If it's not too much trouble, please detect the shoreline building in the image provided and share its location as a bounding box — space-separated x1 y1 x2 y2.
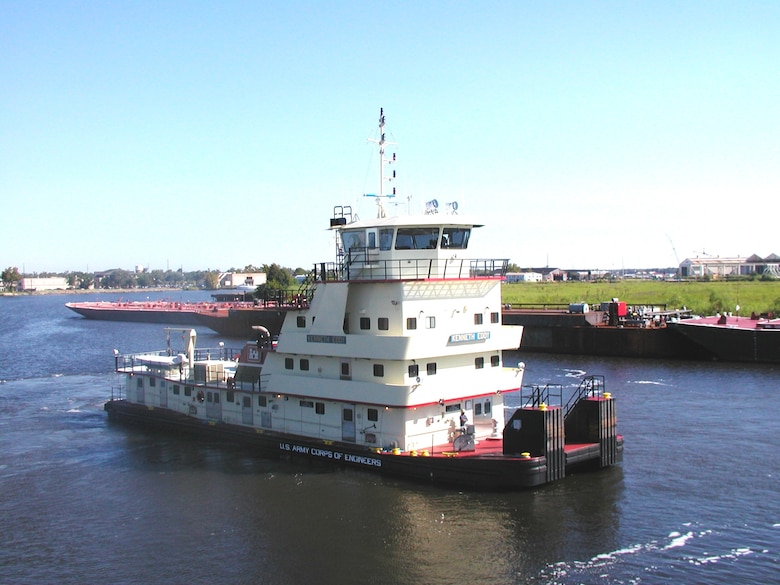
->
18 277 69 291
679 254 780 278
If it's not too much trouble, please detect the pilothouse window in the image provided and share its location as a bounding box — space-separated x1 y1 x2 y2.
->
442 227 471 249
379 229 393 250
395 228 440 250
342 230 365 251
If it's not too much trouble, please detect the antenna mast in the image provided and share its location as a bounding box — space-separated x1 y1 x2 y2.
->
366 107 396 218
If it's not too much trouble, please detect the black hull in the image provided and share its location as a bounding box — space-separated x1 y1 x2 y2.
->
668 322 780 364
503 311 715 360
104 400 620 491
66 306 203 326
194 308 292 338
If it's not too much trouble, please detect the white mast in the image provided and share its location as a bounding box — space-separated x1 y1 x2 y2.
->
367 107 396 218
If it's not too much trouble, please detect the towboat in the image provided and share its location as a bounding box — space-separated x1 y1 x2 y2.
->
105 109 621 489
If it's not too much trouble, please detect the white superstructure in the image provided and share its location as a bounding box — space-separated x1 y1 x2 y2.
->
116 109 525 455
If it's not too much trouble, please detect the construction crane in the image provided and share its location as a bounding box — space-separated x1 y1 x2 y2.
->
666 234 680 265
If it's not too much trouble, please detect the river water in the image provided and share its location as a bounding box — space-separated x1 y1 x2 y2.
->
1 291 778 584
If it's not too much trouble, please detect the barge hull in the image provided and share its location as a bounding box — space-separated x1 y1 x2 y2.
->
669 320 780 363
67 305 204 325
503 310 715 360
194 308 290 338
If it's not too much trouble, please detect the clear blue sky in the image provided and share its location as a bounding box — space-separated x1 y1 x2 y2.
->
3 1 778 274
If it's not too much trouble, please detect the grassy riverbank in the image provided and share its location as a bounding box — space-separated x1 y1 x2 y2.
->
502 279 780 317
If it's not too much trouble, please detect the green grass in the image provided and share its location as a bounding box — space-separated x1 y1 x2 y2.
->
501 279 780 317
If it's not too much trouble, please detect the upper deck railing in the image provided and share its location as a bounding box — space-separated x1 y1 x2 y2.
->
312 253 509 282
114 346 244 373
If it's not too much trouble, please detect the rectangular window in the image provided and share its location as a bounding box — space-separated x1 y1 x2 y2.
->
340 361 351 380
315 402 325 415
395 227 440 250
491 311 500 323
297 316 306 328
173 385 180 395
378 317 389 330
300 358 310 371
442 227 471 249
360 317 370 330
406 317 417 330
258 395 267 407
373 364 384 377
136 378 143 389
475 402 483 415
426 316 436 329
243 396 251 408
474 313 483 325
483 400 492 414
445 404 461 413
226 391 235 403
300 400 314 408
367 408 379 422
379 228 394 250
184 386 192 397
427 362 437 375
149 377 156 387
408 364 419 377
342 230 365 251
285 357 294 370
491 355 500 367
474 357 484 369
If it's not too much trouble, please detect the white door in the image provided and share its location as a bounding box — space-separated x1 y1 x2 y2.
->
342 405 356 442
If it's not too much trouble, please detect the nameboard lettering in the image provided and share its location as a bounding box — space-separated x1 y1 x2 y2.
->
448 331 490 344
307 335 347 344
279 441 382 468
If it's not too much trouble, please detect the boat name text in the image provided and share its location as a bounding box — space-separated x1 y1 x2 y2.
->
279 442 382 467
307 335 347 344
448 331 490 344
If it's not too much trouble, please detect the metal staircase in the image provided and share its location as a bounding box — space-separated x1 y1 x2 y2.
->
520 375 607 419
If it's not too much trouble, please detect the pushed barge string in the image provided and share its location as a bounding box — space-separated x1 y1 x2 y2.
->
105 109 622 489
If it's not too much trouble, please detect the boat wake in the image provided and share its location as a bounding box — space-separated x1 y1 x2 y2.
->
629 379 669 386
536 522 770 584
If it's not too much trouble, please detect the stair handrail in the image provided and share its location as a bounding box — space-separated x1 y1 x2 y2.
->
563 374 606 417
520 383 563 409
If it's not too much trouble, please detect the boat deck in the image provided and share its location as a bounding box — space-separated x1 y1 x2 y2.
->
403 435 606 463
677 315 780 330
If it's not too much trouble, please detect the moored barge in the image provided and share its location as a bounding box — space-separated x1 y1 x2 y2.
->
65 299 250 326
504 302 713 360
668 313 780 363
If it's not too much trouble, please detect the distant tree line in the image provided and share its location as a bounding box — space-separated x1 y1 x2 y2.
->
2 264 307 293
